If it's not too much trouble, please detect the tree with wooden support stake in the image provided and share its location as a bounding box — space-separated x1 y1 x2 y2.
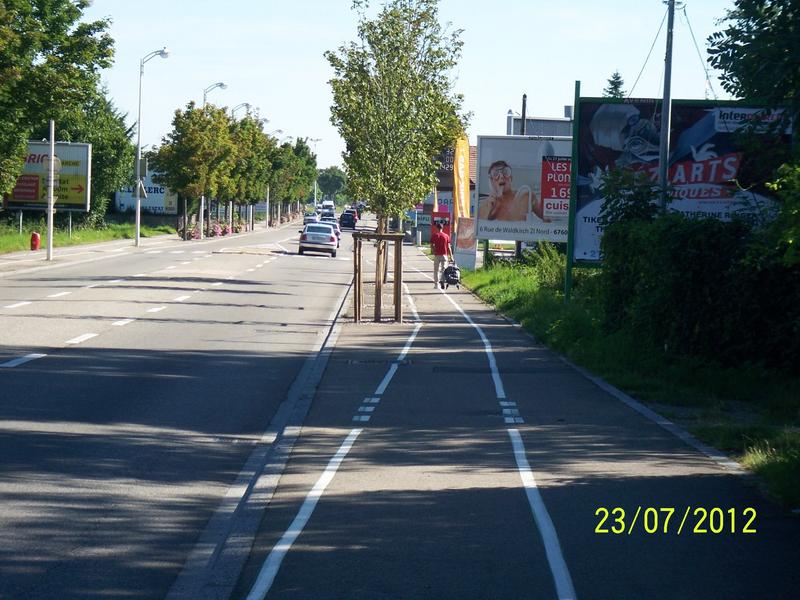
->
325 0 468 322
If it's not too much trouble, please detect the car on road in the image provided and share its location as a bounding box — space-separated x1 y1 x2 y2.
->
303 213 319 225
299 223 338 257
320 217 341 246
339 211 356 229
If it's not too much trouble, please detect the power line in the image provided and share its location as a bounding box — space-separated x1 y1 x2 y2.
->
627 6 669 98
681 5 718 100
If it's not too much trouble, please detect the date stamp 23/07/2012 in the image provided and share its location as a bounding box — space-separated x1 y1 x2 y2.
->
594 507 757 535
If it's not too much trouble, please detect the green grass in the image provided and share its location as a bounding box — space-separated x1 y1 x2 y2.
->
0 222 175 254
462 255 800 508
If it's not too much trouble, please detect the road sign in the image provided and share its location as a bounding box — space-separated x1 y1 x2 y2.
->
5 141 92 211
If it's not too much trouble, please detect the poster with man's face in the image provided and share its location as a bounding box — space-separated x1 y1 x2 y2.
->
476 135 573 243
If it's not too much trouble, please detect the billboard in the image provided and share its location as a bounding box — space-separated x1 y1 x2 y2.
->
572 99 792 262
114 172 178 215
6 141 91 211
476 135 572 243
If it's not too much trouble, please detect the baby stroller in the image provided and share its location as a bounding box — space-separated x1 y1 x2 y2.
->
441 262 461 290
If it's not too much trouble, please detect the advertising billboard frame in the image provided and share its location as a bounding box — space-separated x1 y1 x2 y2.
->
475 134 573 244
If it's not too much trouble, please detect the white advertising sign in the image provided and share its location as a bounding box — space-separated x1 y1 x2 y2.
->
115 172 177 215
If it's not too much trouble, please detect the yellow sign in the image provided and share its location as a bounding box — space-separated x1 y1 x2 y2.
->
453 134 470 228
8 141 92 211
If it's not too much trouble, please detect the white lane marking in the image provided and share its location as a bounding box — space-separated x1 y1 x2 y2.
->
246 429 363 600
133 273 146 278
181 262 191 265
358 406 375 412
275 243 289 253
165 265 176 270
396 322 422 363
146 250 163 254
374 363 398 396
84 283 99 289
500 401 517 407
352 415 370 422
170 250 185 254
112 319 135 327
65 333 98 345
402 282 420 321
502 408 520 416
363 397 380 404
173 295 191 302
47 292 71 298
247 268 255 272
4 301 31 309
147 306 166 313
0 353 47 368
211 282 223 286
109 279 123 284
508 429 576 600
436 280 506 399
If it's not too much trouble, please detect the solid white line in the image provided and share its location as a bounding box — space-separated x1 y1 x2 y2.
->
375 363 398 395
147 306 166 313
508 429 576 600
112 319 135 326
47 291 71 298
396 323 422 362
439 290 506 399
65 333 98 345
4 301 31 309
246 428 363 600
173 295 191 302
0 353 47 368
402 282 421 322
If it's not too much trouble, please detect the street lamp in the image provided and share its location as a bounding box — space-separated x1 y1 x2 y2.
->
203 81 227 106
135 46 169 248
231 102 250 118
268 129 283 137
309 137 321 204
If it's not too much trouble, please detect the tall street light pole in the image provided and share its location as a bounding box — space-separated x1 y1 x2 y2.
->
659 0 677 212
231 102 251 118
203 82 227 107
135 46 169 248
309 137 321 204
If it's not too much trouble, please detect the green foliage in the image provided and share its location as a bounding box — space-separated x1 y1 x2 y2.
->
708 0 800 126
221 113 276 204
768 162 800 265
0 0 113 194
317 166 347 199
151 103 237 200
603 70 625 98
600 214 800 372
325 0 468 231
30 89 135 227
598 168 663 226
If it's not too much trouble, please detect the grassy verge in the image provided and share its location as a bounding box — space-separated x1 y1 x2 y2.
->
0 222 176 255
462 254 800 508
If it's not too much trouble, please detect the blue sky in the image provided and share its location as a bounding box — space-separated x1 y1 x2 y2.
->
84 0 736 169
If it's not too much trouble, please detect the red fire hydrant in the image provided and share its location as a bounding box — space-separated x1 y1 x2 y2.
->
30 231 41 251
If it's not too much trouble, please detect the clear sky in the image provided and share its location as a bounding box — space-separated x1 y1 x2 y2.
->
83 0 736 170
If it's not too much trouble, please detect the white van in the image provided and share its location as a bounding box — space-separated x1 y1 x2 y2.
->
321 199 335 211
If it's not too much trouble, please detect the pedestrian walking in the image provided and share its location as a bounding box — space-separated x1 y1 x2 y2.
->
430 222 453 289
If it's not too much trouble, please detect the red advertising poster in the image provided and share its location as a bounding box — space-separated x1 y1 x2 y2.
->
540 156 571 221
11 174 39 201
431 210 451 238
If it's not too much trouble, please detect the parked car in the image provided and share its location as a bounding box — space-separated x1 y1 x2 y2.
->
299 223 338 257
339 211 356 229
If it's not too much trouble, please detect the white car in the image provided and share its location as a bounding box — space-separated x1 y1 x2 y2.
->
299 223 338 257
303 213 319 225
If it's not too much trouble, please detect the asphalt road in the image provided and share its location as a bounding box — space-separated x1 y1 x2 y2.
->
2 220 798 599
0 222 354 599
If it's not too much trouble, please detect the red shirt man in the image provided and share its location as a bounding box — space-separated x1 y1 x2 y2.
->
430 223 453 289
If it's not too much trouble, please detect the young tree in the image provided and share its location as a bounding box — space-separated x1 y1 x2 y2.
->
603 71 625 98
0 0 113 194
325 0 468 233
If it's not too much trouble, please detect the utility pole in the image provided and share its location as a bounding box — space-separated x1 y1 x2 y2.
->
658 0 676 212
516 94 527 259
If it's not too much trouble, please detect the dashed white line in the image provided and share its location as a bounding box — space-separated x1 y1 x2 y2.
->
109 279 123 284
47 292 71 298
65 333 98 345
358 406 375 413
0 353 47 368
4 301 31 309
212 282 223 287
112 319 135 326
147 306 166 313
133 273 146 278
173 295 191 302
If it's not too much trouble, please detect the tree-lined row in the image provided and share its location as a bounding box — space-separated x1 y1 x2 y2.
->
0 0 317 229
150 103 317 232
